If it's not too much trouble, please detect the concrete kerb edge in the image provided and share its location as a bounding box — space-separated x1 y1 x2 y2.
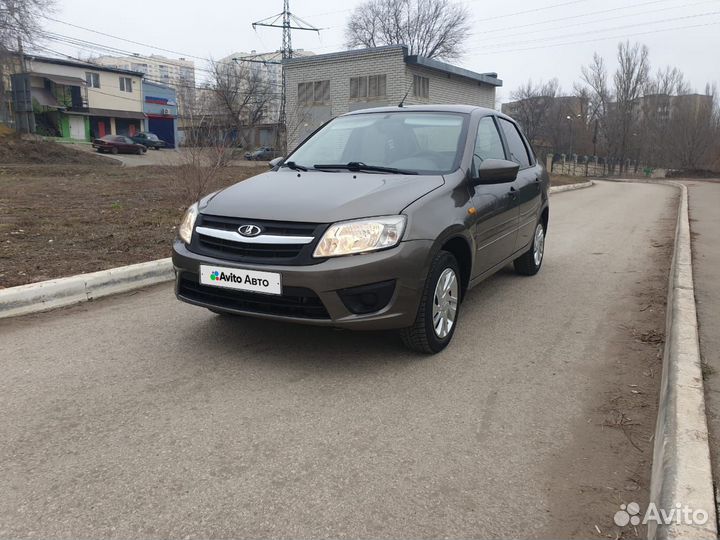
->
646 180 717 539
549 180 595 194
0 258 173 319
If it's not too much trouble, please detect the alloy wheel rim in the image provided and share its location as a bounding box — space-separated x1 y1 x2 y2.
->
432 268 459 339
533 223 545 266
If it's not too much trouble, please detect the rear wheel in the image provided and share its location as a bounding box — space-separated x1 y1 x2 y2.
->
514 221 545 276
400 250 461 354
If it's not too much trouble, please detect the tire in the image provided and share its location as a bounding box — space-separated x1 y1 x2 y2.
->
110 147 119 155
514 220 546 276
400 250 461 354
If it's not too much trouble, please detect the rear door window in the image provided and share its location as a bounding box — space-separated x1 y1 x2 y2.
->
498 118 531 169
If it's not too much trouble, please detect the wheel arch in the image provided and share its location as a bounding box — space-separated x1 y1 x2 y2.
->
437 233 473 298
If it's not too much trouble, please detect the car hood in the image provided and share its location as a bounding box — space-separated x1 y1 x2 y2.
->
200 170 444 223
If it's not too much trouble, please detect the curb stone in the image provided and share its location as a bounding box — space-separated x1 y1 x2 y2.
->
599 178 717 538
0 258 173 319
0 178 596 320
647 180 717 539
549 179 595 193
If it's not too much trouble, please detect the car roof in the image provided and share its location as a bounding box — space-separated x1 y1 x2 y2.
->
341 104 497 116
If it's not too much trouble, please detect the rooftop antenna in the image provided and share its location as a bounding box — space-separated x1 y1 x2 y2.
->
398 80 414 108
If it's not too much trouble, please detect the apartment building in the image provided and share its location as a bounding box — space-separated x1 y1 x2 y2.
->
94 54 195 92
283 45 502 151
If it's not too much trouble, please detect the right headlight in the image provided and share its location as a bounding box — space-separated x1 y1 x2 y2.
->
313 215 406 258
178 203 198 244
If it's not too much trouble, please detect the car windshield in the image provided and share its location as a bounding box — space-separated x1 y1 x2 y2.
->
287 112 468 175
145 134 159 141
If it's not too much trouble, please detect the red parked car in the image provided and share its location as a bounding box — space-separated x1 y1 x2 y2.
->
92 135 147 155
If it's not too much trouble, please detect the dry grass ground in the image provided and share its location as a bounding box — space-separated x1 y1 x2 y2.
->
0 157 266 288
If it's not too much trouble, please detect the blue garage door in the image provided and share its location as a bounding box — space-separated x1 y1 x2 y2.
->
148 117 175 148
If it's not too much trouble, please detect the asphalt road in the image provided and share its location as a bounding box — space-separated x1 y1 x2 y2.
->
73 144 268 168
0 181 678 539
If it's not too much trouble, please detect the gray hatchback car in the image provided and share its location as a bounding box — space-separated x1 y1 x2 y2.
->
173 105 549 353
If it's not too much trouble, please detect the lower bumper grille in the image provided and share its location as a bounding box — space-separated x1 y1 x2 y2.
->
177 274 330 320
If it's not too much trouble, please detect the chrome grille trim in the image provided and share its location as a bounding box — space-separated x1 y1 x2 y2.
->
195 226 314 245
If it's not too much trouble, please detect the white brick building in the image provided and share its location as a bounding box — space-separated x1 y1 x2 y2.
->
284 45 502 151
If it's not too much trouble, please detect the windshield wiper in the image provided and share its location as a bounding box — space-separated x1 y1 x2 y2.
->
281 161 308 171
313 162 418 175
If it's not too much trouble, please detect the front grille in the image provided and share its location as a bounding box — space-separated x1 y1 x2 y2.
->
189 214 327 265
178 274 330 320
198 236 303 260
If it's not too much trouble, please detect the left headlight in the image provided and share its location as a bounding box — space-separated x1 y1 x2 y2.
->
178 203 198 244
313 215 407 258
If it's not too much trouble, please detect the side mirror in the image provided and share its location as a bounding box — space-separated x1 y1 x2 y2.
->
269 156 284 169
472 159 519 185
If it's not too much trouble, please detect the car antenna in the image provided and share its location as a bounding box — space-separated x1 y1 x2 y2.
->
398 80 414 108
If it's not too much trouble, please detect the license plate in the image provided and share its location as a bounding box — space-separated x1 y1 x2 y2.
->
199 265 281 295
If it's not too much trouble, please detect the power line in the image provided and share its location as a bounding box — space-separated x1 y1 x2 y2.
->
465 19 720 56
465 9 720 53
252 0 320 132
26 44 285 98
42 16 206 62
475 0 703 38
470 0 592 22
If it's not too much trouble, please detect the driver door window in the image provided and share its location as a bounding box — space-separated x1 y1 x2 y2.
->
473 116 506 173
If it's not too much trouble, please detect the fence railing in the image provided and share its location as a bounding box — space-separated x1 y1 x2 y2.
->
545 153 656 178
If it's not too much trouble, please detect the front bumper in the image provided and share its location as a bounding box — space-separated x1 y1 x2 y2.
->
172 239 433 330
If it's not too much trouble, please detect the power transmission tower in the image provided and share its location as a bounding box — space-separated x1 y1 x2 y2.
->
252 0 319 147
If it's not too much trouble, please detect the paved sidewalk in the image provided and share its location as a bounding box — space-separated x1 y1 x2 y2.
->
684 179 720 515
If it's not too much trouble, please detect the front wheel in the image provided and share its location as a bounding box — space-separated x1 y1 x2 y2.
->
514 221 546 276
400 250 461 354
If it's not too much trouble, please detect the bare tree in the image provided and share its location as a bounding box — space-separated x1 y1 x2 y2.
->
581 42 649 171
670 86 718 170
164 89 237 206
508 78 559 147
0 0 54 123
345 0 471 60
208 58 276 149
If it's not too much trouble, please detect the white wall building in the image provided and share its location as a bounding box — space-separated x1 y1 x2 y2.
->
284 45 502 151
